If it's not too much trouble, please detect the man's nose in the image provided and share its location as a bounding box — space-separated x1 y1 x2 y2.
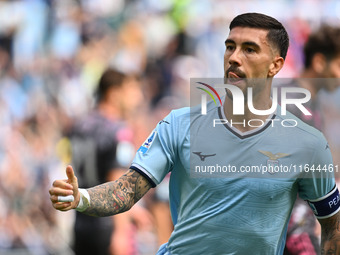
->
228 48 242 66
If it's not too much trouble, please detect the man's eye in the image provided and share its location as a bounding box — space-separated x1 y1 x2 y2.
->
245 48 255 53
226 45 234 51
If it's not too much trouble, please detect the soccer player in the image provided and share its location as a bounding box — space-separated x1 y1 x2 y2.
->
49 13 340 254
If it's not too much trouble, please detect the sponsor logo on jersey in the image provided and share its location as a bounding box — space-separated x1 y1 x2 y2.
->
159 120 170 125
193 152 216 161
138 130 157 154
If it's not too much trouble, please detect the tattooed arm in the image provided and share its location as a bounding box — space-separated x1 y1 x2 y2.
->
319 211 340 255
49 165 153 216
84 168 152 217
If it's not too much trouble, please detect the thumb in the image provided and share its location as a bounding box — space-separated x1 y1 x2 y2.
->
66 165 76 183
62 165 80 210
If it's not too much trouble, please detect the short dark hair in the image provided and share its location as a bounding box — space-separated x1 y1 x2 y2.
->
96 68 125 102
229 13 289 60
304 25 340 68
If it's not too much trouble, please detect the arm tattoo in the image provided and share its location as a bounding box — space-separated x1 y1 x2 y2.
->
83 169 152 217
320 213 340 255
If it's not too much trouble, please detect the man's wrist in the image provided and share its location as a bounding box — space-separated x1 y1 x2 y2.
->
75 188 90 212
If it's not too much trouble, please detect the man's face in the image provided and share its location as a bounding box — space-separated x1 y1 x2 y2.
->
224 27 279 92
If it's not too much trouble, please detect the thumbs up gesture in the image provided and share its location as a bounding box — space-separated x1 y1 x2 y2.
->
49 165 80 211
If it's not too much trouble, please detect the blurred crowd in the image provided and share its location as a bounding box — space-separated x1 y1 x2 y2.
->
1 0 340 254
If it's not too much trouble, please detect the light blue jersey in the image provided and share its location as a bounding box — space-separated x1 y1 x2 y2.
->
131 100 336 255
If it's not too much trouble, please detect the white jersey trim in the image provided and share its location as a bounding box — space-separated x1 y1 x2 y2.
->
131 163 160 186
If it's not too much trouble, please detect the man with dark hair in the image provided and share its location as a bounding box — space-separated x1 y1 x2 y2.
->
304 25 340 76
282 25 340 255
50 13 340 254
65 68 147 255
229 12 289 60
280 24 340 130
96 68 126 102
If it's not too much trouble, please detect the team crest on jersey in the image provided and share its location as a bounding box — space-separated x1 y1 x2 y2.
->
266 159 279 174
138 130 157 154
259 150 290 174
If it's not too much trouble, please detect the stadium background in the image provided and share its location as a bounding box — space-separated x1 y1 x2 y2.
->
1 0 340 254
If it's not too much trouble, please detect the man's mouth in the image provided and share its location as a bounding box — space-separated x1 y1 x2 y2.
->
227 71 244 84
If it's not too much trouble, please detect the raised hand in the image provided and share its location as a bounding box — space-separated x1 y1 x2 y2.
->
49 165 80 211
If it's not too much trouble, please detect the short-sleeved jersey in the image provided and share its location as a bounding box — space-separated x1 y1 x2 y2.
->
131 100 336 255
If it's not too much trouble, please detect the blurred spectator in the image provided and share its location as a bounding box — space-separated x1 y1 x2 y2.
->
63 68 155 255
0 0 21 60
279 24 340 255
12 0 48 70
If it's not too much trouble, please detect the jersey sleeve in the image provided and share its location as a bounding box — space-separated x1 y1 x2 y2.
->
298 133 338 219
130 111 178 187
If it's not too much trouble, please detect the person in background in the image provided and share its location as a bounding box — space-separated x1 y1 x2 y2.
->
279 25 340 130
65 68 153 255
282 24 340 255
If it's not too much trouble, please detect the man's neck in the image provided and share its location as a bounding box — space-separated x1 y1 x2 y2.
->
223 96 273 133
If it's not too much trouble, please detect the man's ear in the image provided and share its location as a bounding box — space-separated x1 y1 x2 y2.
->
312 53 327 74
268 56 284 77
